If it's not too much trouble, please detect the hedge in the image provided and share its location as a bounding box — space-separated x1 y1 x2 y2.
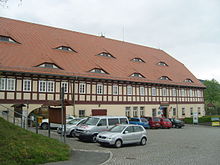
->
184 116 220 124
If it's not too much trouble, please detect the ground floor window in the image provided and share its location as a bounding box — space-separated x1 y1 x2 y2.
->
198 107 201 115
173 108 176 116
79 110 85 117
133 107 138 117
152 108 157 117
125 107 131 118
190 107 193 116
182 108 185 116
140 107 145 117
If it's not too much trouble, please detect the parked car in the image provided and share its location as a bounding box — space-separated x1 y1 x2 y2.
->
75 116 129 142
57 118 87 137
160 118 172 128
40 115 75 130
145 117 161 128
129 117 150 129
97 124 147 148
168 118 185 128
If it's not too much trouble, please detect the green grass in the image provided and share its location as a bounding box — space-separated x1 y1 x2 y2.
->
0 117 70 165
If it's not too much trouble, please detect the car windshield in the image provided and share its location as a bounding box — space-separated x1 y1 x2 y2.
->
109 125 126 133
141 118 148 122
83 117 99 125
153 118 160 121
163 119 170 122
67 119 81 125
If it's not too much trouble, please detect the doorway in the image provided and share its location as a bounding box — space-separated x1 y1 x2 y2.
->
161 107 168 118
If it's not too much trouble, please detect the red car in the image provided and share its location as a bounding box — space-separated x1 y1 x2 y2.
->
160 118 172 129
145 117 161 129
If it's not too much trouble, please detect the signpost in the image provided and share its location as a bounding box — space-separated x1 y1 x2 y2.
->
193 112 198 124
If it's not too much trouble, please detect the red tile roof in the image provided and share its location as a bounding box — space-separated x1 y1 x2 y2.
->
0 17 205 88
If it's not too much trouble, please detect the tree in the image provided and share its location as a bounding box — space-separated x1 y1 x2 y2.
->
204 79 220 115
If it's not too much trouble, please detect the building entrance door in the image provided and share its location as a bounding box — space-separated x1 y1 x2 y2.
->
92 109 107 116
161 107 168 118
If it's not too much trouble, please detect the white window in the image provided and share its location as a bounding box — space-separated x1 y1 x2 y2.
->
79 83 86 94
181 89 185 96
182 108 185 116
162 88 167 96
127 86 132 95
152 87 156 96
23 80 31 91
133 107 138 117
130 73 144 78
189 89 193 97
125 107 131 117
90 68 107 74
7 78 15 91
79 110 85 117
140 107 145 117
47 81 54 92
112 85 118 95
97 84 103 94
0 78 6 90
132 58 145 63
140 86 145 96
172 88 176 96
61 82 68 93
39 81 46 92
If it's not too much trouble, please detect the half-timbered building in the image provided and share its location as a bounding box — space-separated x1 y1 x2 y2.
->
0 17 205 118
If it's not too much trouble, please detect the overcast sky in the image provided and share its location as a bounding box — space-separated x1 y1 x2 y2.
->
1 0 220 82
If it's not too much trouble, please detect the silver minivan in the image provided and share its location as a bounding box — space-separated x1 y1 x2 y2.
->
75 116 129 142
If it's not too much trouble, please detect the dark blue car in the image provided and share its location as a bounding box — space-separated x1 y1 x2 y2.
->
129 117 150 129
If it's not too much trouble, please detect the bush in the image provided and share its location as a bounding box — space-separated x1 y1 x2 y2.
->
184 116 220 124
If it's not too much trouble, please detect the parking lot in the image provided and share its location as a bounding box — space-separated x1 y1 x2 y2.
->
35 125 220 165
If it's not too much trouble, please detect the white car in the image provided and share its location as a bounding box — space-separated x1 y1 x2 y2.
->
97 124 147 148
57 118 87 137
40 115 75 130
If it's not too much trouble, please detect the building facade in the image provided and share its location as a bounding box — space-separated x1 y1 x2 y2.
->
0 17 205 119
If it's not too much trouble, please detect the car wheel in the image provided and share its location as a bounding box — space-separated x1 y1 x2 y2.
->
140 137 147 145
70 130 75 137
91 135 97 143
115 139 122 148
41 123 48 130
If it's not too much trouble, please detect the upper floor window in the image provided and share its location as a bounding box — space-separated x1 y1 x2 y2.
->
159 76 171 81
7 78 15 91
184 79 194 83
61 82 68 93
97 84 103 94
130 73 145 78
39 80 54 93
112 85 118 95
140 86 145 96
97 52 115 58
0 78 6 90
131 58 145 63
189 89 193 97
152 87 157 96
172 88 176 96
127 85 132 95
23 80 31 92
0 35 18 43
162 88 167 96
55 46 76 52
181 89 185 96
89 68 108 74
158 61 168 66
37 63 62 69
79 83 86 94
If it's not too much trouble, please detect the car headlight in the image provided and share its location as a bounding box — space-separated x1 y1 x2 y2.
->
84 130 91 134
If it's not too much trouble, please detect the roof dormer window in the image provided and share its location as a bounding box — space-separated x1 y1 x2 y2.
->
36 63 62 69
158 61 168 66
184 79 194 83
89 68 108 74
131 58 145 63
55 46 76 52
0 35 17 43
130 73 145 78
97 52 114 58
159 76 171 81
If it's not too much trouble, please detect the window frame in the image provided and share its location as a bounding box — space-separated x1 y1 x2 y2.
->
61 82 68 93
0 78 6 90
139 86 145 96
152 87 157 96
79 110 85 117
23 79 31 92
39 80 47 92
7 78 15 91
97 83 103 95
112 85 118 95
127 85 132 95
47 81 55 93
79 82 86 94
